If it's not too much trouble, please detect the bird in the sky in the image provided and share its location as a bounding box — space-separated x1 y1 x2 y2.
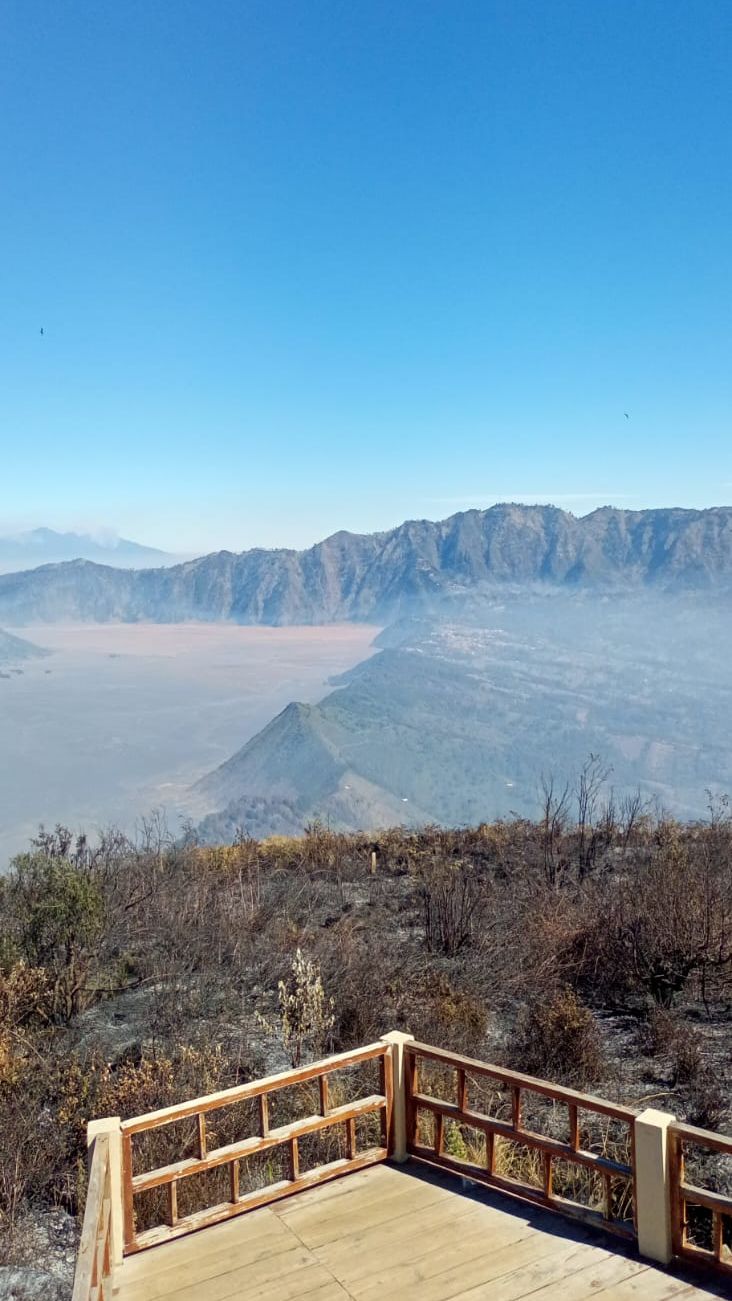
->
624 412 629 419
40 327 44 336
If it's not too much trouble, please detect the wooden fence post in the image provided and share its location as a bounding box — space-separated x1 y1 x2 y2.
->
381 1031 414 1163
87 1116 123 1268
634 1107 675 1264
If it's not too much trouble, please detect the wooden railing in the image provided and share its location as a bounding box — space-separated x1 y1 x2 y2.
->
74 1031 732 1283
120 1040 392 1253
669 1120 732 1275
72 1133 114 1301
405 1041 637 1240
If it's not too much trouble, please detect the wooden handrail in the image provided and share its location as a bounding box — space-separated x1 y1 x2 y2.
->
669 1120 732 1275
121 1041 392 1254
130 1094 385 1192
404 1040 637 1240
405 1041 637 1121
121 1040 388 1135
72 1133 114 1301
74 1033 732 1279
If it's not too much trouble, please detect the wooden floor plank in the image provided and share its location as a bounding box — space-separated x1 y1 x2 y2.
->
525 1251 649 1298
359 1234 605 1301
348 1218 543 1301
118 1207 287 1281
320 1198 542 1291
595 1276 703 1299
116 1214 293 1297
275 1167 454 1243
228 1266 352 1301
311 1189 499 1278
445 1241 614 1300
274 1161 399 1215
110 1162 722 1301
127 1242 319 1301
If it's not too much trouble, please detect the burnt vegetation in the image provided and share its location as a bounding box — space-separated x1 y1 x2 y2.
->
1 782 731 1270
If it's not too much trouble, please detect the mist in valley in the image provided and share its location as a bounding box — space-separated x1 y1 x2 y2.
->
0 623 378 865
193 589 732 839
1 592 730 865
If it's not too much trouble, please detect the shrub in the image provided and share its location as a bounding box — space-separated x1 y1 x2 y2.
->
507 989 604 1087
415 973 488 1056
0 961 51 1084
257 949 335 1066
420 860 484 956
0 853 104 1023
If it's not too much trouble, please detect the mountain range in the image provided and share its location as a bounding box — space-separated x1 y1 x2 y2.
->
0 528 174 574
0 505 731 625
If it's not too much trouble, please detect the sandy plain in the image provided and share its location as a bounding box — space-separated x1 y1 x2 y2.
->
0 623 379 865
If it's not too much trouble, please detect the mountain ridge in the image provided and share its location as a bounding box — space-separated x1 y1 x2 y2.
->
0 627 50 664
1 504 731 625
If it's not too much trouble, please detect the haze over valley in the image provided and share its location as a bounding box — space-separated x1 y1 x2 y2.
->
194 590 732 841
1 508 731 864
0 622 377 863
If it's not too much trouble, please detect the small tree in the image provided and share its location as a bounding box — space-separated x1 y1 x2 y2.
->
1 853 103 1023
259 949 335 1067
575 754 612 878
420 861 483 956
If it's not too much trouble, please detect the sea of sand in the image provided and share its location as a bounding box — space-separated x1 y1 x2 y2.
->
0 623 378 866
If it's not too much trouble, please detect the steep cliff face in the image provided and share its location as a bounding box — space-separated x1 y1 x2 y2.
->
1 504 731 625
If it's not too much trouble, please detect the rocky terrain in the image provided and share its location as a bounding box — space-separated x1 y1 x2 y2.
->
1 505 732 625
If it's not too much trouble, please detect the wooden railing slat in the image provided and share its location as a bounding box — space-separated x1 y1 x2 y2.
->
72 1135 114 1301
409 1091 631 1178
121 1042 388 1134
127 1148 388 1255
668 1122 732 1276
405 1043 635 1243
511 1086 522 1132
131 1093 386 1193
121 1131 135 1252
676 1180 732 1217
543 1151 553 1199
380 1047 394 1154
405 1041 636 1120
568 1103 579 1152
669 1120 732 1156
259 1092 270 1138
168 1180 178 1227
319 1074 330 1117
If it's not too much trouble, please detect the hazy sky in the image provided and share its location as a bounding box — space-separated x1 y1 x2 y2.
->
2 1 731 554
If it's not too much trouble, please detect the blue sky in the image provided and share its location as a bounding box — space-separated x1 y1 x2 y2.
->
1 1 731 554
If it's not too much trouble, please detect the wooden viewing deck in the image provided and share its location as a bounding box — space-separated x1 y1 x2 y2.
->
73 1034 732 1301
111 1162 723 1301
